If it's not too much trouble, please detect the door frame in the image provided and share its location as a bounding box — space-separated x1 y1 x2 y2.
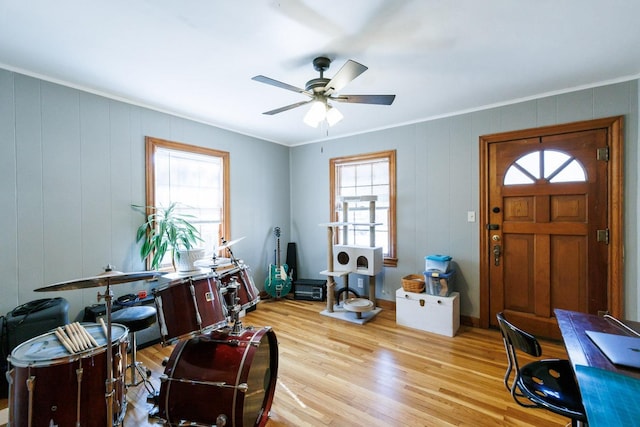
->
478 116 624 328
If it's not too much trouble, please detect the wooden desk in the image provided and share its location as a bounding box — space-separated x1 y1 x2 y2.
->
555 309 640 426
555 308 640 380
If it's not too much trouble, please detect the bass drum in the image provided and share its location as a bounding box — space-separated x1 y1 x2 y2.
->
7 323 128 427
159 327 278 427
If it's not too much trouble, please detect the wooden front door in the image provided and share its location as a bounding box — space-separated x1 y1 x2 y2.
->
479 117 624 339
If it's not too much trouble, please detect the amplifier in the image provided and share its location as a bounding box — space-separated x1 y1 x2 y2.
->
293 279 326 301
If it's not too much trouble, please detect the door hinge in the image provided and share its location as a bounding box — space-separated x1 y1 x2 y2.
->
597 147 609 161
597 229 609 244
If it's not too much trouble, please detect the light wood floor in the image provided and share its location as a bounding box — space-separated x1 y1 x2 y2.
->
2 299 572 426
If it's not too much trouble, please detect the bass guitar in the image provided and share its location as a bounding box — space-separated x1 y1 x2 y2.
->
265 227 292 298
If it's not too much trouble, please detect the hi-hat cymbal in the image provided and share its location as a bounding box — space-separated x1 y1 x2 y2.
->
218 236 245 250
34 271 163 292
194 257 232 268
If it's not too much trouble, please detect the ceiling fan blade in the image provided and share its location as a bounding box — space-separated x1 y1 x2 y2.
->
252 75 309 95
332 94 396 105
262 100 313 115
323 60 368 94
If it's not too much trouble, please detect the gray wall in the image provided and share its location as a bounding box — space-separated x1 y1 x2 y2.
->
290 80 640 322
0 70 291 320
2 67 638 324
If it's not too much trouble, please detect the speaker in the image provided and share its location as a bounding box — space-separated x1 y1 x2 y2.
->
293 279 326 301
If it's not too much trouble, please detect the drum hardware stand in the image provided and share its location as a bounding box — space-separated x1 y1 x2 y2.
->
96 281 116 427
128 351 158 406
216 414 228 427
225 281 246 335
221 237 241 268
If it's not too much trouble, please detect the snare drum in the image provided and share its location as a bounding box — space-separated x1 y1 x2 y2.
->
218 265 260 309
153 272 228 345
7 323 128 427
159 327 278 427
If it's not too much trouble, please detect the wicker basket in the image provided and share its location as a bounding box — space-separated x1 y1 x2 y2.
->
402 274 425 293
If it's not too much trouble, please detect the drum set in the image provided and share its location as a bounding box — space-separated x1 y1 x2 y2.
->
5 240 278 427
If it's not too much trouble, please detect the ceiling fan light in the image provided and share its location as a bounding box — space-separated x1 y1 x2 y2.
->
326 105 343 127
304 100 326 128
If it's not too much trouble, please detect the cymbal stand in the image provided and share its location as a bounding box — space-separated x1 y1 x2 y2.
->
210 242 219 265
97 280 115 427
221 237 240 268
228 246 240 268
219 239 243 334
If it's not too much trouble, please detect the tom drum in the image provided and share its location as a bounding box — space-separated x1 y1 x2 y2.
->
153 272 228 345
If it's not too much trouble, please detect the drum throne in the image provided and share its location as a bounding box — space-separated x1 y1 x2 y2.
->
111 306 158 399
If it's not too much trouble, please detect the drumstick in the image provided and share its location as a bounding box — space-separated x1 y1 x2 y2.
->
54 328 76 354
99 317 109 341
71 322 90 349
66 323 83 350
78 322 99 347
60 326 79 352
77 322 97 348
65 324 84 351
54 328 75 354
76 322 93 348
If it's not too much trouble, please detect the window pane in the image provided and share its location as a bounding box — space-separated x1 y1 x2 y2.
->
504 149 587 186
550 160 587 183
515 151 540 179
371 162 387 185
146 138 229 270
333 156 391 255
356 164 372 187
504 167 534 185
543 150 571 179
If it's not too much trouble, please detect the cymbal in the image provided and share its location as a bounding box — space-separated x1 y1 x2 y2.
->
218 236 245 250
34 271 163 292
194 257 232 268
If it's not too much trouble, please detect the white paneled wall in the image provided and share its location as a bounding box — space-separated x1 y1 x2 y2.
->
0 70 290 319
290 81 639 321
1 68 638 322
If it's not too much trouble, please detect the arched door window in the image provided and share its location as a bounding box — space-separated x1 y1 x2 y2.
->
504 149 587 185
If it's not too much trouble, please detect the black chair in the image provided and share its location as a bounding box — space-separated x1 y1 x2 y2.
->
496 312 588 427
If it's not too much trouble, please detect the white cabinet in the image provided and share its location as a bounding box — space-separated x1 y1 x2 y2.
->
395 289 460 337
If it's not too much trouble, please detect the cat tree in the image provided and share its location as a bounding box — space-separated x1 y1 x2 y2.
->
320 195 383 323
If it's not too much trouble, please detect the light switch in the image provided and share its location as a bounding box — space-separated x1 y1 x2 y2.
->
467 211 476 222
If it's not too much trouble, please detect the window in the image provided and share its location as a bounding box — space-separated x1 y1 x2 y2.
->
145 136 230 270
330 150 397 267
504 149 586 185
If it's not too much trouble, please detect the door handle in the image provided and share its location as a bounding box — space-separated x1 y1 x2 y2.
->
493 244 501 266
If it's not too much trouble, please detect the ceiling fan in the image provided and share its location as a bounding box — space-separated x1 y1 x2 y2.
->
252 57 396 127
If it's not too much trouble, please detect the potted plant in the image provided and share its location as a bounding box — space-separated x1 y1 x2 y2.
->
134 202 204 271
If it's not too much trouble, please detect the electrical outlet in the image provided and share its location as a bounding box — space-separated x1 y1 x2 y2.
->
357 278 364 288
